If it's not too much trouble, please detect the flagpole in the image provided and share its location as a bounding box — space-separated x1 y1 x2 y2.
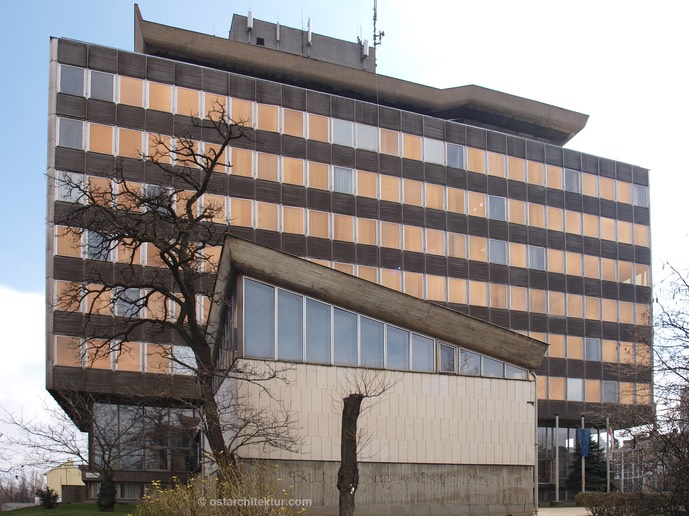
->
581 414 586 494
606 417 610 492
555 413 560 503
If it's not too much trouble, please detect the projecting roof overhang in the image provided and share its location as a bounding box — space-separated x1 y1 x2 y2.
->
134 5 588 145
207 236 547 371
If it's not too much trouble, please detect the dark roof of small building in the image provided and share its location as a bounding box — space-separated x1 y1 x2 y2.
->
134 5 588 145
208 236 547 370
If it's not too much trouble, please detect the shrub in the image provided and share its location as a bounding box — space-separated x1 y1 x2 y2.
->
135 461 308 516
35 486 60 509
576 492 672 516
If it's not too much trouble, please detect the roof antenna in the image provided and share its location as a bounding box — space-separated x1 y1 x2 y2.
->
373 0 384 47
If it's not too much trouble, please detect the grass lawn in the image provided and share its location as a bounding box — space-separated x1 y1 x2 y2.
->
8 504 135 516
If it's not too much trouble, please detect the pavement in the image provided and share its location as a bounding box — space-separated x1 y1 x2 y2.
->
537 507 588 516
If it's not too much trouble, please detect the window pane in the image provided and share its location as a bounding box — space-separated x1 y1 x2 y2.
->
468 192 486 217
507 156 525 181
283 157 304 185
616 181 632 204
283 109 304 138
360 317 384 368
232 98 253 126
528 246 546 270
204 93 226 120
172 345 196 375
89 123 112 154
403 179 422 206
334 214 354 241
308 113 328 142
488 195 507 221
528 204 545 227
583 213 599 238
403 225 423 253
488 152 505 177
426 274 446 302
567 378 583 401
527 161 544 185
119 128 142 159
308 161 329 190
426 229 445 256
510 243 527 268
381 269 401 291
582 173 598 197
425 183 444 210
357 218 377 245
115 287 140 318
357 124 378 151
602 381 619 403
230 198 252 227
632 184 648 207
547 249 564 273
411 334 434 372
87 231 111 261
447 188 465 214
509 199 525 225
257 152 278 181
440 344 456 373
635 224 649 247
448 233 465 259
257 104 278 132
469 281 487 306
380 175 400 203
469 236 487 261
90 71 113 102
357 170 378 198
244 280 274 358
447 143 464 169
567 294 583 318
283 206 305 234
387 326 409 370
506 365 527 380
548 291 565 316
308 210 329 238
306 299 331 364
149 82 172 112
489 239 507 265
586 379 601 402
483 357 504 378
278 290 303 361
120 76 143 107
381 221 401 249
584 254 599 279
467 148 485 173
448 278 467 304
424 138 444 165
490 284 507 309
548 335 565 359
585 338 601 361
334 308 357 366
58 118 83 149
404 271 423 298
546 165 562 189
564 169 581 193
530 289 546 313
460 349 480 376
256 202 278 231
635 263 650 287
403 134 421 160
510 286 528 311
332 119 353 146
60 65 84 95
380 128 399 156
176 87 199 117
334 166 354 194
547 207 563 231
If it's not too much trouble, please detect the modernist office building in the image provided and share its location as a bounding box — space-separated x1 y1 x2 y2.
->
46 5 652 505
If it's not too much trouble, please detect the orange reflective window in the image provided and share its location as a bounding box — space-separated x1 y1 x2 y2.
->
467 148 485 173
635 303 649 325
147 133 171 163
404 271 424 298
508 156 525 181
204 247 222 274
308 162 329 190
448 278 467 304
468 236 486 261
308 210 329 238
283 157 304 185
358 265 377 283
176 87 199 117
425 183 444 210
509 199 526 225
334 214 354 242
599 177 615 200
230 198 252 227
56 226 81 257
602 258 618 282
617 221 633 244
583 214 599 238
549 291 565 316
231 98 253 126
619 342 635 365
380 175 401 203
619 301 634 324
567 294 583 318
333 262 354 275
636 383 652 405
448 233 466 259
427 275 447 302
601 217 616 241
621 261 636 286
257 153 278 181
380 128 399 156
119 76 143 107
86 340 111 369
546 165 562 189
175 190 198 218
584 255 599 279
308 113 329 142
635 264 650 287
116 342 142 372
283 109 304 138
175 139 200 169
635 224 649 247
527 161 544 185
616 181 632 204
56 336 81 367
86 285 111 316
89 176 113 206
204 93 226 120
403 179 422 206
204 143 227 173
636 344 652 366
447 187 465 214
204 194 226 224
510 286 528 311
146 344 170 374
426 228 445 256
530 289 546 313
510 243 527 268
469 281 488 306
537 375 547 399
586 380 601 402
357 170 378 198
548 335 565 359
468 191 485 217
89 124 112 154
546 207 563 232
549 377 565 400
148 82 172 112
55 281 81 313
528 204 545 227
357 218 377 245
620 382 635 404
582 173 598 197
380 221 401 249
283 206 305 234
381 269 402 291
256 202 278 231
402 134 421 160
119 128 142 159
403 225 423 253
567 336 583 360
257 104 278 132
602 340 618 363
547 249 564 274
487 152 505 177
585 296 601 320
565 211 581 235
490 284 508 309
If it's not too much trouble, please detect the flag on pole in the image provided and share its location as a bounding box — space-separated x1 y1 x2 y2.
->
577 428 592 457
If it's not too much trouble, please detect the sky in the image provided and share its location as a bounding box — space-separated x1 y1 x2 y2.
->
0 0 688 465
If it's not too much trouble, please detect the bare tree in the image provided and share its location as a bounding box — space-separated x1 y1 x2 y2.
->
51 103 300 480
335 369 398 516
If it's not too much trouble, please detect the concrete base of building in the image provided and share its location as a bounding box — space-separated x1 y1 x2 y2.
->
271 460 535 516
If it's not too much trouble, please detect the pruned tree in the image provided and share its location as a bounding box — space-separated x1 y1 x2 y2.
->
51 102 300 480
335 369 398 516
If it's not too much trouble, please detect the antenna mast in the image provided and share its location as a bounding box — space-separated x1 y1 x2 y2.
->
373 0 384 46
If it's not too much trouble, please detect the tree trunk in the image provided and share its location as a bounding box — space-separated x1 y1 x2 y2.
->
198 370 236 480
337 394 364 516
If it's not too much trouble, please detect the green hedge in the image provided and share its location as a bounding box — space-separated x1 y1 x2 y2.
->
576 492 671 516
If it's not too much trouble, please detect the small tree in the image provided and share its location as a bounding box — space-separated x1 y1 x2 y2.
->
566 436 610 493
